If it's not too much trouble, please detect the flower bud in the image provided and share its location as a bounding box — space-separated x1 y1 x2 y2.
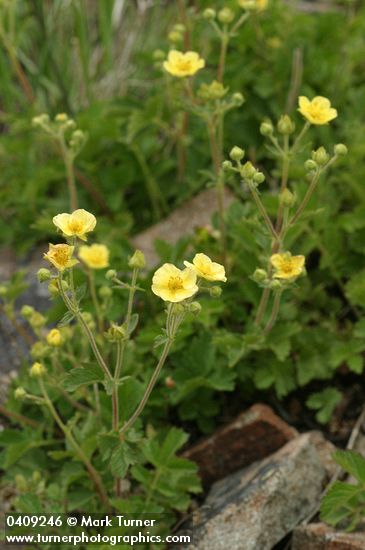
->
69 129 86 149
188 301 202 315
168 31 183 43
312 146 329 166
279 188 296 208
270 279 282 290
222 160 233 171
37 268 51 283
198 80 228 101
173 23 186 33
15 387 26 400
277 114 295 135
218 7 234 23
32 114 50 127
153 49 165 61
21 305 34 318
203 8 216 20
260 120 274 137
229 146 245 161
253 172 265 185
55 113 68 123
240 161 256 179
252 268 267 282
106 269 117 280
31 341 48 359
172 303 185 315
46 328 62 347
29 312 46 329
128 249 146 269
105 324 126 342
81 312 95 328
232 92 245 106
30 362 46 378
99 285 112 299
305 159 317 171
0 285 7 297
210 286 222 297
334 143 348 156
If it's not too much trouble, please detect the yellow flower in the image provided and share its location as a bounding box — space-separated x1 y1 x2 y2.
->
44 243 79 271
53 209 96 241
184 253 227 282
298 96 337 125
163 50 205 78
270 252 305 280
79 244 110 269
152 263 198 302
238 0 268 11
46 328 62 347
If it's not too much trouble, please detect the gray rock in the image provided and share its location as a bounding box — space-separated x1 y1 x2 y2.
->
183 433 332 550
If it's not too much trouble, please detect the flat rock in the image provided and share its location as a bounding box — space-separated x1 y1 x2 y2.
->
181 433 334 550
131 188 234 266
292 522 365 549
182 403 297 486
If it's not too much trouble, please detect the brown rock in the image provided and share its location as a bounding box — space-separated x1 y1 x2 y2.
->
182 403 297 486
292 522 365 550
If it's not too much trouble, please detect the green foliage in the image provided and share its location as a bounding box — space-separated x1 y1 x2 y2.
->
306 389 342 424
321 450 365 531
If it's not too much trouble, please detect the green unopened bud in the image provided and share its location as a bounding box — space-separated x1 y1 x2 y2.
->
21 305 34 318
240 161 256 179
153 49 165 61
173 23 186 33
277 114 295 135
260 120 274 137
168 30 183 43
334 143 348 156
252 268 268 282
31 341 48 359
305 159 317 172
29 312 46 329
270 279 282 290
203 8 216 19
222 160 233 171
253 172 265 185
218 7 234 23
198 80 228 101
252 267 268 283
172 303 185 315
99 285 112 299
280 188 296 208
210 286 222 297
81 312 95 328
105 324 126 342
69 129 86 149
312 146 329 166
30 362 46 378
106 269 117 280
32 114 50 127
188 301 202 315
0 285 7 297
232 92 245 106
229 146 245 161
128 249 146 269
15 387 26 400
37 268 51 283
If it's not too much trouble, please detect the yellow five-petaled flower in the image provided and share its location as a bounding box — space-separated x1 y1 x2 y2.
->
270 252 305 280
79 244 110 270
163 50 205 78
152 263 198 302
298 96 337 125
44 243 79 272
53 209 96 241
184 253 227 282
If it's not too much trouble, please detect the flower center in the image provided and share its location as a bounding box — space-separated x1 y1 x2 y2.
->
168 276 184 291
281 260 294 274
68 219 84 233
176 60 192 72
52 246 69 266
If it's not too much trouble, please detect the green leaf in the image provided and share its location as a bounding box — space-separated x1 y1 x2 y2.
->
320 480 363 527
62 365 104 392
347 355 364 374
332 450 365 483
306 388 342 424
58 310 75 327
127 313 139 336
110 441 139 477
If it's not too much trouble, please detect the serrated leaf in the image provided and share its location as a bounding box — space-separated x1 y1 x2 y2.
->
332 450 365 483
306 388 342 424
58 310 75 327
62 365 104 392
320 480 363 527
